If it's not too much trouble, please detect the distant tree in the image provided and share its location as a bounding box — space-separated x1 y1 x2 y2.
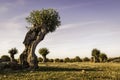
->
46 58 49 62
92 48 100 62
39 48 49 63
90 57 94 62
1 55 10 62
74 56 82 62
83 57 90 62
59 59 64 62
8 48 18 62
38 57 43 62
54 58 60 62
49 59 54 62
64 57 71 62
99 53 108 62
70 58 76 62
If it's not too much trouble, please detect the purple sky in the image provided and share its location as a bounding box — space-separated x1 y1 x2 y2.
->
0 0 120 58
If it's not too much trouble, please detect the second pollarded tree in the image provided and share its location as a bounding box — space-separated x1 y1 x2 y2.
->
8 48 18 63
39 48 49 63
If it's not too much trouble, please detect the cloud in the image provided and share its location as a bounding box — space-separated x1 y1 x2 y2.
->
59 21 100 30
0 0 26 14
57 2 92 10
16 0 26 5
0 11 28 31
0 20 26 32
0 5 8 13
0 4 14 14
0 13 27 57
0 1 15 14
58 4 81 10
0 13 27 45
11 13 28 21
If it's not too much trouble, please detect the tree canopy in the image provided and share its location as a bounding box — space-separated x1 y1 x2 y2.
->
8 48 18 55
39 48 49 56
99 53 108 62
92 48 100 58
19 8 61 68
26 8 61 33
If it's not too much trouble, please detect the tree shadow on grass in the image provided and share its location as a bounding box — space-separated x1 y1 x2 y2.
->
0 66 103 75
36 66 102 72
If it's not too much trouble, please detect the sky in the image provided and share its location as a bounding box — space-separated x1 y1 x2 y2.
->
0 0 120 59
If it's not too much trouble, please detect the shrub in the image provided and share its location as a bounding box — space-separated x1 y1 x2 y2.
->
74 56 82 62
99 53 108 62
70 58 76 62
49 59 54 62
59 59 64 62
64 57 71 62
83 57 90 62
54 58 60 62
38 57 43 62
1 55 10 62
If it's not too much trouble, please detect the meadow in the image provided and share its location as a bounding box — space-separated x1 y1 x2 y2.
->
0 62 120 80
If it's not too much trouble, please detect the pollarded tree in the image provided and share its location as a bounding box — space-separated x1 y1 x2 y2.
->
39 48 49 63
99 53 108 62
8 48 18 62
92 48 100 62
19 8 61 68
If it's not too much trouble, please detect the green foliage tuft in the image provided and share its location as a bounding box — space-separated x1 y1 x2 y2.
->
39 48 49 57
26 8 61 33
8 48 18 56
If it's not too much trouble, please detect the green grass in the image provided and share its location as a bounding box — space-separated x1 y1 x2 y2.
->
0 62 120 80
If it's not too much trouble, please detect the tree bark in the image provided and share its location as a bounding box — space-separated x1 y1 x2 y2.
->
19 25 47 69
10 54 14 62
27 32 46 68
42 56 47 63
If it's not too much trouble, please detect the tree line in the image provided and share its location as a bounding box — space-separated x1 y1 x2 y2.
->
0 48 109 63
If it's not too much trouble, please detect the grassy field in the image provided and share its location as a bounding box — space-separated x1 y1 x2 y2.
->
0 62 120 80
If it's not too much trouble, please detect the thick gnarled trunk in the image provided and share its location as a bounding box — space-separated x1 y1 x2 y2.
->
19 26 47 69
27 32 46 68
